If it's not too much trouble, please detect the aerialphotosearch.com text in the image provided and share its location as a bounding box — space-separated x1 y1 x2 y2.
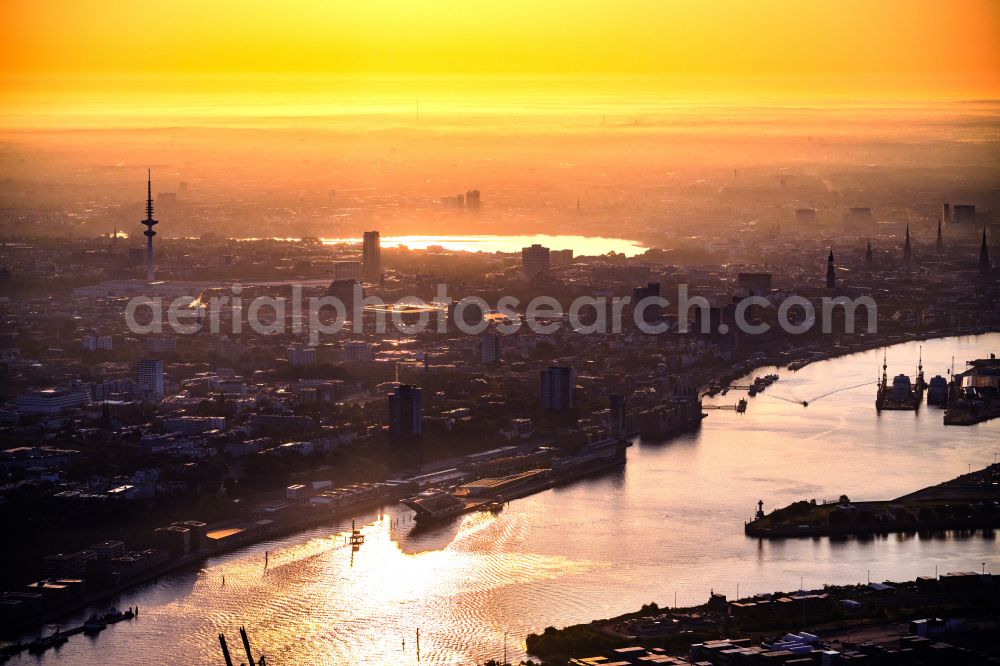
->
125 283 877 344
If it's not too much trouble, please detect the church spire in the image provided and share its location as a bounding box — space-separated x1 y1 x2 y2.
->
982 227 991 275
936 217 944 254
826 247 836 289
903 224 912 262
865 238 873 265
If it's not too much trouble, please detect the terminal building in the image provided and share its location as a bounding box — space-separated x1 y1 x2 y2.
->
14 387 91 414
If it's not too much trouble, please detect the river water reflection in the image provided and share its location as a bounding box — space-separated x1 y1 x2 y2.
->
15 333 1000 665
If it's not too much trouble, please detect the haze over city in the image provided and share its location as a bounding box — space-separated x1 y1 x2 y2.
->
2 0 999 244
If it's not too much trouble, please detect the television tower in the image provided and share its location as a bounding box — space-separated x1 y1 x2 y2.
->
141 169 158 282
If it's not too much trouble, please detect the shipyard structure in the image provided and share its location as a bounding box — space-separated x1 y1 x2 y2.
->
875 349 925 411
944 354 1000 425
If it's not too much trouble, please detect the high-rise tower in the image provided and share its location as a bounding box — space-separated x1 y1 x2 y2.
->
541 366 574 410
137 357 164 401
826 248 836 289
521 243 551 279
141 170 158 282
609 393 625 438
480 333 501 364
903 224 912 262
362 230 381 283
388 384 423 437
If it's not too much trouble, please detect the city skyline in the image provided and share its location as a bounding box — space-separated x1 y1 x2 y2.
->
1 1 999 664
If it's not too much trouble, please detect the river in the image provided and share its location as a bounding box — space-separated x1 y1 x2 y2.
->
13 333 1000 665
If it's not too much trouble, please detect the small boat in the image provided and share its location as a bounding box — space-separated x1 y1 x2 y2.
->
101 607 134 624
83 613 107 635
483 501 505 513
736 399 748 413
349 519 365 545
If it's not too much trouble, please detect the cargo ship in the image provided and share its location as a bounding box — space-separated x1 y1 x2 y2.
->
637 394 705 439
401 439 628 523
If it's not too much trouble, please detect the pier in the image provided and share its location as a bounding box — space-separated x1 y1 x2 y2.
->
944 354 1000 426
1 606 137 659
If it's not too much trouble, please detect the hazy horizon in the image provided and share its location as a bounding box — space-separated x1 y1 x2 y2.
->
1 1 998 246
2 97 997 245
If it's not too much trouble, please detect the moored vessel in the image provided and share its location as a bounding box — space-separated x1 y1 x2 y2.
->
82 613 107 635
875 350 921 411
927 375 948 406
402 491 471 523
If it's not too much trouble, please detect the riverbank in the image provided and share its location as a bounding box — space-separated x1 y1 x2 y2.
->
525 572 1000 662
2 440 631 642
703 324 998 397
745 463 1000 538
0 489 401 642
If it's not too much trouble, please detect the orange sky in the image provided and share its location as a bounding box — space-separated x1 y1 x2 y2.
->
1 0 998 109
